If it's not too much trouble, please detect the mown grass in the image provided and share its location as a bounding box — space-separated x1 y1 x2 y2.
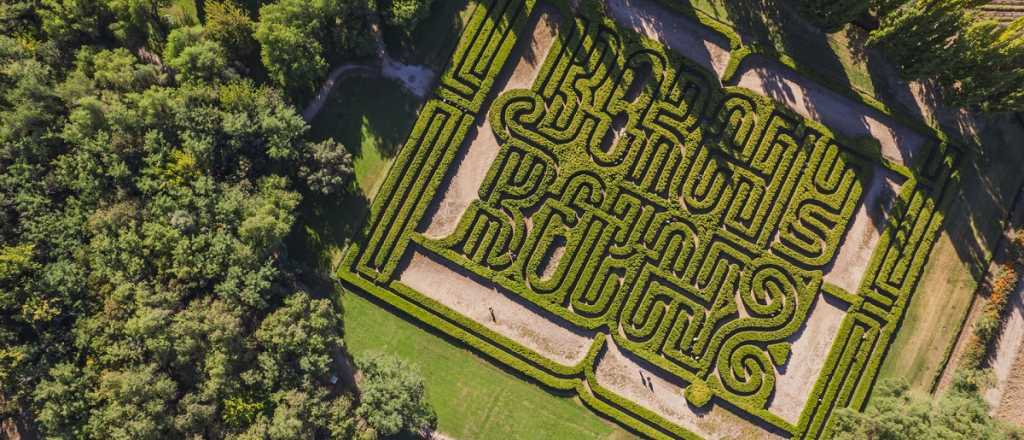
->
292 75 418 269
342 290 633 440
307 75 417 197
295 13 635 436
879 117 1024 392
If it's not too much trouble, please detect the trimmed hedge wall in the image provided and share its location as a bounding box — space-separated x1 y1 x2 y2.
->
338 0 963 438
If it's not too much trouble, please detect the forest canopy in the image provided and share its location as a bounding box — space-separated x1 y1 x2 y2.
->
0 0 434 438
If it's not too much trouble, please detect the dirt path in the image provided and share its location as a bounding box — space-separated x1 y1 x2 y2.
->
734 56 923 167
398 251 594 366
301 20 436 123
823 168 902 293
987 284 1024 413
603 0 731 78
424 8 562 239
769 294 849 424
996 339 1024 426
593 339 787 439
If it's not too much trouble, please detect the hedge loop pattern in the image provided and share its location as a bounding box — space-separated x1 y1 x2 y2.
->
339 1 963 438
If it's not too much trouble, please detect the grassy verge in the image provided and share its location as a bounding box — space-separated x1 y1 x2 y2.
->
291 75 418 269
342 289 632 440
293 45 632 438
879 116 1024 392
383 1 478 69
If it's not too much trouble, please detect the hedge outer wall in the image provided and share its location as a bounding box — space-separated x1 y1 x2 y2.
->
337 1 962 438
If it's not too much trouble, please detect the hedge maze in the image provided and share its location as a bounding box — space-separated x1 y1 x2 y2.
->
339 0 962 438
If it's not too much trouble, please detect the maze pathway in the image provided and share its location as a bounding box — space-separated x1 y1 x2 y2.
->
339 1 962 438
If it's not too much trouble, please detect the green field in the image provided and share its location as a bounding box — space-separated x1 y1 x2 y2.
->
342 290 632 439
302 0 1024 437
878 116 1024 392
300 13 638 436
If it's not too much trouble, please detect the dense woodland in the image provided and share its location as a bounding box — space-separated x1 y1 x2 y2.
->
0 0 435 438
802 0 1023 112
0 0 1022 439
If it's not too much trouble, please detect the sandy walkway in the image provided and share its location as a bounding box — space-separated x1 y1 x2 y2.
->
594 339 786 439
768 294 848 424
986 275 1024 414
996 336 1024 426
423 9 562 238
824 168 902 293
398 250 593 365
604 0 732 78
736 56 924 167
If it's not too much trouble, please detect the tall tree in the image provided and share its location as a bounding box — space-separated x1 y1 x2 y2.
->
832 372 1021 439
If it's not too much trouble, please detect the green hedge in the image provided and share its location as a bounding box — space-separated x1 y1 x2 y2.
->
338 0 963 438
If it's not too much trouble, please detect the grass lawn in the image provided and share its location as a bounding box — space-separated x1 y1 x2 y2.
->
383 1 478 69
291 75 418 269
296 34 632 438
342 289 633 440
307 75 418 197
878 116 1024 392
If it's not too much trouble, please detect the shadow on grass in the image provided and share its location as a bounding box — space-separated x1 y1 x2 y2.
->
383 0 473 69
289 74 421 271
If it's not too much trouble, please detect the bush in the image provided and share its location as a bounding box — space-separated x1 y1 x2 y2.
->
355 352 436 437
685 380 712 408
381 0 436 34
299 139 355 196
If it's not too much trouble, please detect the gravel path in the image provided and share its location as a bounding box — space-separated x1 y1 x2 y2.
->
398 251 594 366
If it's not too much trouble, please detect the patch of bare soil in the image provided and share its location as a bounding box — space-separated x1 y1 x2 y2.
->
604 0 732 78
823 167 902 293
769 294 849 424
996 336 1024 427
736 56 924 167
397 250 593 365
987 280 1024 414
594 339 787 439
382 56 435 99
423 9 562 239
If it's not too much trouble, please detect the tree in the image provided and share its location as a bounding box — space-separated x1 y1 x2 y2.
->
254 21 326 94
203 0 260 70
254 0 375 94
355 352 436 437
867 0 982 80
381 0 435 34
163 25 239 83
868 1 1024 111
832 373 1022 439
1 4 439 438
941 17 1024 112
299 138 355 196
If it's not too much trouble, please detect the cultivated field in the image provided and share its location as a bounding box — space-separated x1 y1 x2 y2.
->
338 0 963 438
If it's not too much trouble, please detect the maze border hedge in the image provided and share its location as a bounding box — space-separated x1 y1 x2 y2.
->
338 1 962 438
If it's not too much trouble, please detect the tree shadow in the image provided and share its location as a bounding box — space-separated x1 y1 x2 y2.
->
382 0 472 69
717 0 853 92
934 115 1024 282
